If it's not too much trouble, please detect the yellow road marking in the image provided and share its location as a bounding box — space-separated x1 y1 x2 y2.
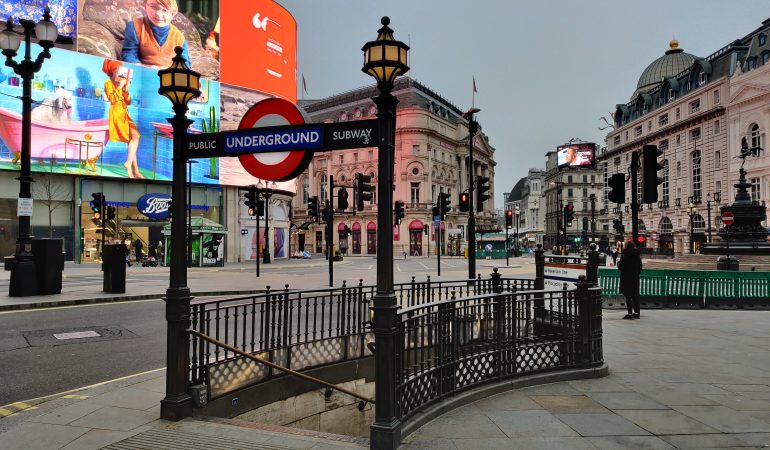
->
62 394 88 400
0 402 35 417
0 408 14 417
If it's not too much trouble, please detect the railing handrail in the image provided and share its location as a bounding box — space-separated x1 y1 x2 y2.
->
188 329 375 407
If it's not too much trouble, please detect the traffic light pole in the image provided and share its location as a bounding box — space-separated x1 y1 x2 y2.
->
631 151 640 245
562 206 567 256
437 216 441 277
505 225 509 267
256 208 260 277
467 110 478 280
328 175 334 287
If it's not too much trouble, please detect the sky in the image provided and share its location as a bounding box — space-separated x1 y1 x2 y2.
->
278 0 769 205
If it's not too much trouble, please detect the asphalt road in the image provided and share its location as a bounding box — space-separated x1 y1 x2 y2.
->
0 257 534 406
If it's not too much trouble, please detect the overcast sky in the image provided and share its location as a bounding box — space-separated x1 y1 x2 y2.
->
278 0 768 204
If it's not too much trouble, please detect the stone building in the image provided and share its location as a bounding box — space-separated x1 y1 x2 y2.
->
505 169 546 246
293 77 498 257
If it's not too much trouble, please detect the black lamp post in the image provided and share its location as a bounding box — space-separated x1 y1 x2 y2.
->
514 205 520 257
466 107 480 279
157 46 201 421
687 202 697 254
1 10 58 297
362 16 408 450
257 180 277 264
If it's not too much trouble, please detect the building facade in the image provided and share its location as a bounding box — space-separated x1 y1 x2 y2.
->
601 19 770 255
293 77 498 257
505 169 546 246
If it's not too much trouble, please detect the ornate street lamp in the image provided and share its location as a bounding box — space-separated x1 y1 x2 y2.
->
157 46 200 421
362 16 408 450
514 205 521 257
257 180 278 264
687 202 697 254
1 9 58 296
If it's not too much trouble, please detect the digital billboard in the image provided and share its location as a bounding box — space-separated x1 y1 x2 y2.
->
0 44 221 184
220 0 297 102
557 143 596 168
1 0 77 39
77 0 220 80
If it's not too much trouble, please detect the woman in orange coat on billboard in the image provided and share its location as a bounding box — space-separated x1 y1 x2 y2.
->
102 60 143 179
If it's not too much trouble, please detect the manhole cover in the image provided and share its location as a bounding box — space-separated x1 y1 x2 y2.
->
23 326 138 347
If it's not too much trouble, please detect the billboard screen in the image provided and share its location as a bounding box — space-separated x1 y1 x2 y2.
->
1 0 78 39
557 143 595 168
0 44 221 184
220 0 297 102
77 0 220 80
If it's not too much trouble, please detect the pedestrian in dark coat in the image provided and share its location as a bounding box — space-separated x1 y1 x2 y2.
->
618 241 643 319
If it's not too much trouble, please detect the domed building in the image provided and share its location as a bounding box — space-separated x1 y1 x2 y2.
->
598 18 770 256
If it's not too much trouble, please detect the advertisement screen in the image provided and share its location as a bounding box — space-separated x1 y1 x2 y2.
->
220 0 297 102
557 143 595 168
77 0 220 80
1 0 77 39
0 44 221 184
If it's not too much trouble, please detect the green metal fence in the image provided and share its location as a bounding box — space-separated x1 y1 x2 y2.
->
598 267 770 309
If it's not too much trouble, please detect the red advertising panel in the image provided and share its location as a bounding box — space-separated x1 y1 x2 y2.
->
220 0 297 102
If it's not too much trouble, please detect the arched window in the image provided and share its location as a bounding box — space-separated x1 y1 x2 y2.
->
302 177 309 205
638 219 646 232
662 159 670 204
750 123 761 149
659 217 673 235
319 175 327 204
691 150 701 202
693 214 705 233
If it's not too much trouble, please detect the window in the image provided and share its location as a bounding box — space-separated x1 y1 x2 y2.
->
613 135 621 145
699 72 706 85
677 161 682 177
354 153 358 162
675 108 680 120
750 178 761 203
690 99 700 113
763 51 770 65
659 114 669 126
302 178 309 205
411 167 419 175
582 175 587 183
368 150 373 160
760 33 768 46
635 125 643 137
662 160 669 204
582 217 589 231
713 90 720 104
591 175 595 183
715 151 721 168
648 120 652 131
676 134 681 145
659 139 669 152
410 182 420 203
320 175 327 204
714 120 720 134
751 123 761 149
690 128 701 142
582 202 588 211
625 131 629 140
715 181 721 197
567 175 573 183
339 155 344 164
692 150 702 202
748 58 757 70
411 145 419 155
668 89 675 101
567 188 574 198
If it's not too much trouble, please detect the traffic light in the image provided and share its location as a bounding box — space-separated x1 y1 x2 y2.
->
438 192 451 220
321 201 330 223
256 199 265 217
394 200 405 224
574 236 581 243
337 188 349 211
340 225 352 238
90 192 104 220
432 205 439 219
505 209 513 229
476 175 490 212
608 173 625 204
106 205 117 221
459 191 470 212
423 224 429 235
612 218 623 233
564 203 575 227
307 196 320 222
244 187 258 216
642 144 664 204
355 173 373 211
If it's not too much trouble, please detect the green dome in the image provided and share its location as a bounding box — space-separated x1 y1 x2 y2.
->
635 40 697 95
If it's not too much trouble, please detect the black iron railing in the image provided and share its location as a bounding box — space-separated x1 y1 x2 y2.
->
394 282 603 421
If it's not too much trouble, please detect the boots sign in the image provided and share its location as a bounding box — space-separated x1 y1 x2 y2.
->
184 98 378 181
138 193 172 219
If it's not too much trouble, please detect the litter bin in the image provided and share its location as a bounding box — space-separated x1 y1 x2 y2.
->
103 244 126 293
32 238 64 295
4 256 13 271
716 256 739 271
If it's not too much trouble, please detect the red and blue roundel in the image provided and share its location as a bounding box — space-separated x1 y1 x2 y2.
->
237 98 314 182
137 193 172 219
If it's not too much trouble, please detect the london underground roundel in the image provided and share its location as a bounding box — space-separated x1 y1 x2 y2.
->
237 98 314 181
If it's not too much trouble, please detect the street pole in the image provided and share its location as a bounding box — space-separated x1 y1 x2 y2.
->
631 151 640 245
467 108 480 280
515 210 519 257
590 194 596 245
505 223 509 267
262 191 272 264
328 175 334 287
157 46 200 421
100 196 106 261
187 160 197 267
3 13 57 296
437 218 441 276
707 196 712 243
256 205 260 277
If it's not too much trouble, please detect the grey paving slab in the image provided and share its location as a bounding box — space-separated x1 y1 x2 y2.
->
87 386 162 410
530 395 609 414
411 413 506 439
555 413 650 437
659 433 759 449
59 429 138 450
673 405 770 433
69 406 157 432
0 421 89 450
587 435 675 450
400 438 458 450
731 433 770 447
486 410 579 438
587 392 668 410
615 409 720 435
567 378 633 393
715 384 770 393
699 394 770 411
125 376 166 394
517 382 582 396
27 401 104 425
454 437 599 450
474 391 543 411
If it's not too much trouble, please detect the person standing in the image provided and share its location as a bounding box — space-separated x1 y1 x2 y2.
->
133 239 143 263
618 241 643 319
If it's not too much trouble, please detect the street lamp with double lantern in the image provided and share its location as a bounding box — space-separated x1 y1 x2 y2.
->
156 46 201 421
0 9 58 296
687 202 697 254
361 16 409 450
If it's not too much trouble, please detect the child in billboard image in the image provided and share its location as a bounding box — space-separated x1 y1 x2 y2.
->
121 0 190 68
102 60 143 179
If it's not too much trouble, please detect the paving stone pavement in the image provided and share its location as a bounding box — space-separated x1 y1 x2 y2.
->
403 309 770 449
0 309 768 449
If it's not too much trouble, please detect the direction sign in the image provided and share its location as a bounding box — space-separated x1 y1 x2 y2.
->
722 211 735 225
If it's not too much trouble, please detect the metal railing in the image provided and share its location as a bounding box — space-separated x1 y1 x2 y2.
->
394 282 603 421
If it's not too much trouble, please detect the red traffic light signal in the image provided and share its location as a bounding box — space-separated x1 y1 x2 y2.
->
637 236 646 243
505 209 513 228
459 192 470 212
